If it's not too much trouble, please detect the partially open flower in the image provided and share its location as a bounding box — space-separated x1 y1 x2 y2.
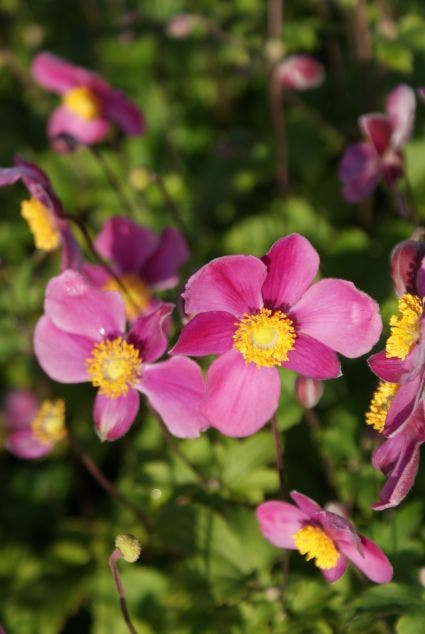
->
390 234 425 297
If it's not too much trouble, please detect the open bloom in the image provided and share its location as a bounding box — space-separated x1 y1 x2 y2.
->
274 55 324 91
257 491 392 583
83 216 189 322
3 390 66 459
32 52 145 146
33 270 206 441
172 233 382 437
338 84 415 203
0 155 81 268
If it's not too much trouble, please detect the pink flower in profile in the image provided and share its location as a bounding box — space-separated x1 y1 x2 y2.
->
339 84 415 203
0 155 81 269
257 491 393 583
31 52 145 147
172 233 382 437
83 216 189 322
34 270 206 441
3 390 66 459
275 55 324 91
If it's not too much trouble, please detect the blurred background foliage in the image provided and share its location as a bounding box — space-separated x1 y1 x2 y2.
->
1 0 425 632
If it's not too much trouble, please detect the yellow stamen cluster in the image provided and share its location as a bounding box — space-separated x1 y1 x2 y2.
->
115 534 141 563
233 307 296 367
86 337 142 398
103 274 151 321
366 381 399 433
20 197 61 251
386 293 423 360
63 86 101 120
293 525 339 570
31 399 66 445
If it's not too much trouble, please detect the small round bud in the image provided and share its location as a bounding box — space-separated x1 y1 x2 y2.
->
390 233 425 297
274 55 324 91
129 166 150 191
115 534 141 563
295 376 323 409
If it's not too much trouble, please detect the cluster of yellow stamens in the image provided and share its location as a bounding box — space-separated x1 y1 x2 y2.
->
63 86 102 120
103 274 151 321
385 293 422 360
20 197 61 251
86 337 142 398
31 399 66 445
233 307 296 367
366 381 399 433
292 525 339 570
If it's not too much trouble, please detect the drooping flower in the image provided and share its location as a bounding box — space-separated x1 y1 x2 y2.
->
31 52 145 147
0 155 81 269
33 270 206 441
172 233 382 437
83 216 189 322
257 491 393 583
338 84 415 203
274 55 324 91
3 390 66 459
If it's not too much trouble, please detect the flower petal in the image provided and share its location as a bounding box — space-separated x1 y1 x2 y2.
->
95 216 158 274
322 555 348 583
142 227 189 290
290 490 322 515
275 55 324 91
48 106 109 145
386 84 416 148
5 391 38 429
384 373 423 436
31 52 95 94
368 350 407 383
128 303 173 363
359 114 392 155
256 500 307 549
283 334 341 379
171 312 236 357
101 88 145 136
339 535 393 583
6 429 53 459
60 226 83 271
338 142 381 203
94 390 139 441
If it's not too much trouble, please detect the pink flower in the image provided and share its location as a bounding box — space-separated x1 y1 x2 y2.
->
33 270 206 441
0 155 81 269
3 390 66 459
274 55 324 91
82 216 189 322
31 52 145 146
338 84 415 203
257 491 393 583
172 233 382 437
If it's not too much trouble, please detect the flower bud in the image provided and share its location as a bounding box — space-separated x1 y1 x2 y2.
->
295 376 323 409
274 55 324 91
115 534 141 563
390 233 425 296
166 14 204 39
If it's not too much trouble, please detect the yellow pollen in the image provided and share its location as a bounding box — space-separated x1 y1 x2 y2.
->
386 293 423 360
103 274 151 321
86 337 141 398
293 525 339 570
233 307 296 367
31 399 66 445
366 381 399 433
20 197 61 251
63 86 101 120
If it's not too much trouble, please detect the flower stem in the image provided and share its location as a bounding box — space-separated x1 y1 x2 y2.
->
270 413 286 500
148 171 191 246
88 145 138 217
109 548 138 634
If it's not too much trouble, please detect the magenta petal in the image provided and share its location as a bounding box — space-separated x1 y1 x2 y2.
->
261 233 320 308
183 255 266 317
283 334 341 379
275 55 324 91
142 227 189 290
368 350 407 383
94 390 139 441
139 356 207 438
290 490 322 515
5 391 38 429
6 429 53 459
322 555 348 583
101 88 145 136
359 114 392 155
339 535 393 583
338 143 381 203
292 279 382 358
95 216 158 274
81 263 110 287
60 226 83 271
203 349 281 437
0 166 28 187
171 312 236 357
386 84 415 147
48 107 109 145
128 303 173 363
372 436 421 511
31 52 94 94
256 501 307 549
384 374 422 436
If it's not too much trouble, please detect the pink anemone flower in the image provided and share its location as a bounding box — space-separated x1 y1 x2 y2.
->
0 155 81 269
83 216 189 322
31 52 145 146
3 390 66 459
172 233 382 437
274 55 324 91
338 84 415 203
257 491 393 583
33 270 206 441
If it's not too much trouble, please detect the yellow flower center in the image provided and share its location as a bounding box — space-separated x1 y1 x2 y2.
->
63 86 101 120
293 525 339 570
233 307 296 367
386 293 423 360
366 381 399 433
20 197 61 251
103 274 151 321
86 337 142 398
31 399 66 445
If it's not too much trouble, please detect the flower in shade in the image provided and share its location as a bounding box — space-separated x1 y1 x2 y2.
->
83 216 189 322
274 55 324 91
3 390 66 459
338 84 415 203
257 491 393 583
0 155 81 269
31 52 145 146
33 270 206 441
172 233 382 437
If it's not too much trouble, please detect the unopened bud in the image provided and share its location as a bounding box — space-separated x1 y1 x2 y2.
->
115 534 141 563
166 13 204 39
295 376 323 409
390 233 425 297
274 55 324 91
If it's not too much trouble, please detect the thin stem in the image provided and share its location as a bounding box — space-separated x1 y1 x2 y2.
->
267 0 283 39
109 549 138 634
149 171 191 246
88 145 138 216
270 414 286 500
390 183 420 227
270 78 288 192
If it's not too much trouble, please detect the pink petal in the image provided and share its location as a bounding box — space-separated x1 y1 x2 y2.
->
384 373 423 436
368 350 407 383
44 270 125 341
142 227 189 290
359 114 392 156
95 216 158 274
128 303 173 363
203 349 281 437
139 356 207 438
48 107 109 145
60 226 83 271
31 52 96 94
171 311 236 357
261 233 320 309
290 490 322 515
322 555 348 583
5 390 38 429
275 55 324 91
81 263 110 287
93 389 139 441
292 279 382 358
256 500 307 549
183 255 266 317
338 143 381 203
34 316 91 383
390 239 425 297
386 84 416 147
6 429 53 459
283 334 341 379
339 535 393 583
101 88 145 136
